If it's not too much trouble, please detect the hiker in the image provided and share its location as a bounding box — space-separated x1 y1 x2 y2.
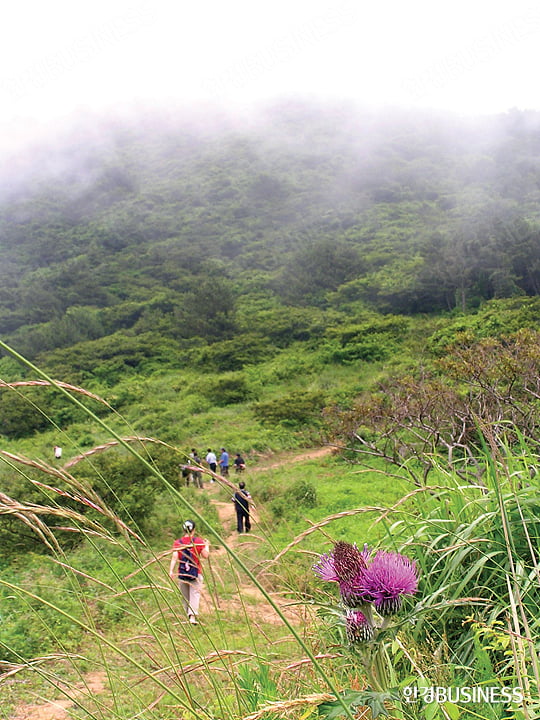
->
190 449 203 488
219 447 229 475
232 481 251 533
205 448 217 481
169 520 210 624
234 453 246 473
180 464 191 486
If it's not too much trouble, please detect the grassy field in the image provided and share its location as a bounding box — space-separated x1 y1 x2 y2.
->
1 334 539 719
0 445 416 720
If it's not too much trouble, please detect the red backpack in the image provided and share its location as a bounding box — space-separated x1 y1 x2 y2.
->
178 544 199 582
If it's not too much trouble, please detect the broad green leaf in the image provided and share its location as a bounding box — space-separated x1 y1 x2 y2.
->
443 701 461 720
423 701 441 720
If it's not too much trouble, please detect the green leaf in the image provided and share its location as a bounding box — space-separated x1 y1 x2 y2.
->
317 700 349 720
442 701 461 720
353 690 401 719
318 689 400 720
318 691 360 719
423 700 440 720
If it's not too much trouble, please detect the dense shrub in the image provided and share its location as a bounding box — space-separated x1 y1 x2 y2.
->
38 331 183 384
268 478 317 520
193 334 276 371
0 388 51 438
253 390 325 428
287 478 317 507
77 448 173 532
320 336 395 363
236 306 330 348
203 372 255 405
0 562 83 662
427 296 540 355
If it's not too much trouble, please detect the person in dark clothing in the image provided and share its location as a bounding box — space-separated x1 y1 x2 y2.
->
234 453 246 473
190 449 203 488
232 481 251 533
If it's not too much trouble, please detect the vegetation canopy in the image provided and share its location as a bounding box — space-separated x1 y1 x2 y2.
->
0 102 539 719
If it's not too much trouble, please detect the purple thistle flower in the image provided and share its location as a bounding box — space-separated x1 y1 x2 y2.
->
312 550 340 583
313 541 368 606
353 550 418 616
345 610 374 644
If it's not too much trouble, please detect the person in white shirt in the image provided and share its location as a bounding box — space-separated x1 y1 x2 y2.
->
205 449 217 482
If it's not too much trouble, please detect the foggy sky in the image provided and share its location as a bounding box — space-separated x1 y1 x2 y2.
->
2 0 540 155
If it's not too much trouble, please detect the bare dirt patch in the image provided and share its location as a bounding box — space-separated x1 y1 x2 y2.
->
10 671 106 720
252 446 333 471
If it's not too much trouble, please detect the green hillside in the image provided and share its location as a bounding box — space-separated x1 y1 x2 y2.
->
1 103 540 362
1 102 540 719
0 104 538 422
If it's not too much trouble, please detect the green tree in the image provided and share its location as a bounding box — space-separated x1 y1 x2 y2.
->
276 239 364 307
0 389 50 438
180 278 236 339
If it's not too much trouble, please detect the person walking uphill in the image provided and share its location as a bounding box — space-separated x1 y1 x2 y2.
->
232 481 251 533
190 449 203 488
206 448 217 482
219 447 229 476
169 520 210 624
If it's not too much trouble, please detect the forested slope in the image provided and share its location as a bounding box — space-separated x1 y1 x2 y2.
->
0 101 539 452
1 102 539 366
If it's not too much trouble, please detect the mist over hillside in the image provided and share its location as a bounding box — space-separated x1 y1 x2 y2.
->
0 100 539 372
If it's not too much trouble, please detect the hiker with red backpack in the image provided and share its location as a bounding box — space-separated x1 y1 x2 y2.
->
169 520 210 624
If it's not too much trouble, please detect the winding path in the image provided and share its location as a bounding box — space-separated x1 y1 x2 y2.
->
8 446 332 720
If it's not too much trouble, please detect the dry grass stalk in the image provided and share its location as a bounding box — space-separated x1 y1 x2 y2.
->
0 490 61 551
123 550 173 579
63 436 178 468
241 692 336 720
0 449 143 542
0 492 107 531
0 653 85 680
129 649 259 687
283 653 341 670
506 575 531 718
0 379 112 407
49 560 116 590
112 584 174 597
0 449 104 505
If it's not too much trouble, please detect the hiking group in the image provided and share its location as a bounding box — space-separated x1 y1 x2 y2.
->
181 447 246 486
171 449 252 623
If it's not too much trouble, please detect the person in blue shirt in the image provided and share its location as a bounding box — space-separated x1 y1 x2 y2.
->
219 447 229 475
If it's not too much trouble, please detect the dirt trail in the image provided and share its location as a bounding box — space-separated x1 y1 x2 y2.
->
9 672 105 720
200 447 332 624
252 445 333 471
8 447 331 720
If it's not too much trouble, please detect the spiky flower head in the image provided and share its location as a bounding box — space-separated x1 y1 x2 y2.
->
353 550 418 616
313 541 369 607
345 610 374 644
